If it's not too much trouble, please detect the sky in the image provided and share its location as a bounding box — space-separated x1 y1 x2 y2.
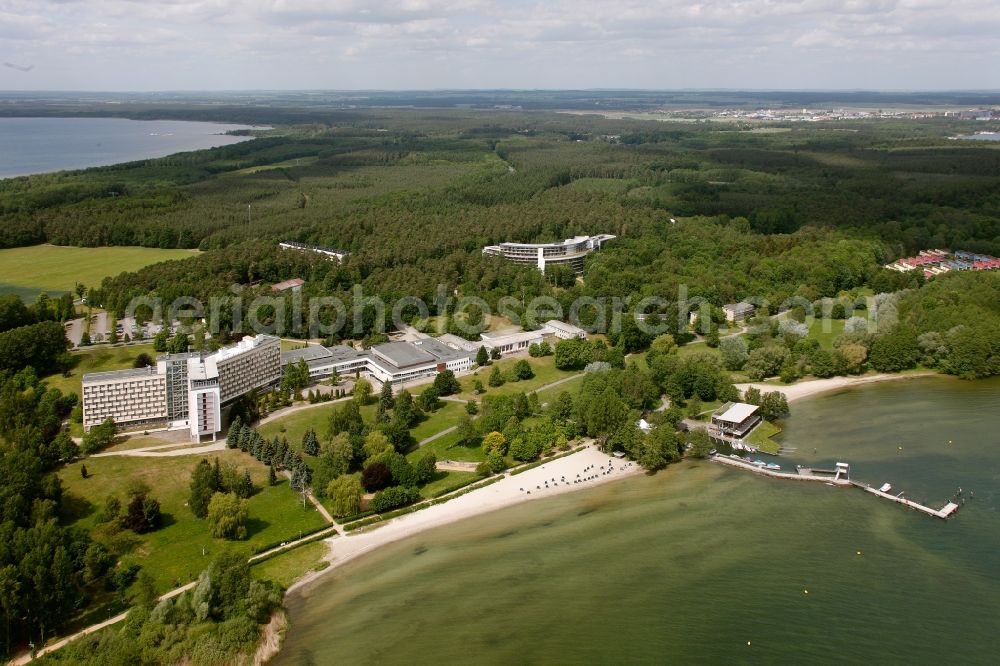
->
1 0 998 91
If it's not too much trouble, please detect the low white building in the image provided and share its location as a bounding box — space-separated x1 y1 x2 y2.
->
711 402 762 438
280 337 476 388
543 319 587 340
479 329 545 356
723 302 756 323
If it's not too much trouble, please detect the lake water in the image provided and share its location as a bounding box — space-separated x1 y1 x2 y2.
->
0 117 258 178
277 377 1000 664
956 132 1000 141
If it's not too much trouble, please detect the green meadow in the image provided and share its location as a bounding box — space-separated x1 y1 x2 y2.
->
0 244 197 300
59 451 329 594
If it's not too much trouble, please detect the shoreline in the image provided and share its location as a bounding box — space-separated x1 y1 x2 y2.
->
736 371 940 403
285 446 641 598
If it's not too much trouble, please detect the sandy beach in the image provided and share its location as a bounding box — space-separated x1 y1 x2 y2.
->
737 371 938 403
288 446 640 595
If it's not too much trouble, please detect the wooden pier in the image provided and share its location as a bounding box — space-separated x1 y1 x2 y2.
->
710 455 959 520
849 481 960 519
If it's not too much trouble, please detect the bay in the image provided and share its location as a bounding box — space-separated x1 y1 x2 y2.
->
277 377 1000 664
0 117 258 178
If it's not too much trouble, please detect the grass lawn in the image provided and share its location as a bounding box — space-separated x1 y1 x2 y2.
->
408 430 485 463
418 470 480 498
534 374 584 405
410 400 468 442
0 244 197 300
807 317 847 350
103 433 186 453
677 340 718 358
43 343 157 396
692 399 724 420
747 421 782 455
59 450 329 593
258 403 338 449
456 356 574 400
251 540 329 589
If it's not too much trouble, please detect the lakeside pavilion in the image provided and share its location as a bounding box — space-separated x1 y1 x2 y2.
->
711 402 762 438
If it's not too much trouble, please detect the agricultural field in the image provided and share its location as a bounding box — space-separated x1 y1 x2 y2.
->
0 244 197 300
59 451 329 593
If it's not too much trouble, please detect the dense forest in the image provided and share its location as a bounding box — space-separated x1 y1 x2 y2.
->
3 111 1000 258
0 108 982 381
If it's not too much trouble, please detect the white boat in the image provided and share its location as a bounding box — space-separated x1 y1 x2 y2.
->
766 463 781 471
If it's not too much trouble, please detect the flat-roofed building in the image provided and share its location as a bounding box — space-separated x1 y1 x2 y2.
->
82 366 168 431
411 337 475 374
482 234 615 274
206 334 282 403
278 241 349 262
723 302 756 323
367 341 441 386
83 334 281 441
436 333 480 352
280 338 475 388
480 329 545 356
158 352 201 423
711 402 762 438
544 319 588 340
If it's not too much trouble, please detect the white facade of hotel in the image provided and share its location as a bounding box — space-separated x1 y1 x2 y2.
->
83 334 282 440
82 367 168 431
482 234 615 273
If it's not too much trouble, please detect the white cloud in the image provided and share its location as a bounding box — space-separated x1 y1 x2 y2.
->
0 0 997 89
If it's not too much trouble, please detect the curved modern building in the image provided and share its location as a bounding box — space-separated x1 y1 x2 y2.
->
482 234 615 273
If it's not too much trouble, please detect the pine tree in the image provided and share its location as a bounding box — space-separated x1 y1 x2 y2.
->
302 429 319 456
274 438 288 466
476 345 489 366
379 381 395 410
489 364 505 387
237 469 253 498
227 415 243 449
268 465 278 486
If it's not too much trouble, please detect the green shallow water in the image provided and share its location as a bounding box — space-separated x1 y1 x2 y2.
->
276 377 1000 665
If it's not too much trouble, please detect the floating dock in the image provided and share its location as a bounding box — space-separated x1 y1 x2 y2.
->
711 455 959 520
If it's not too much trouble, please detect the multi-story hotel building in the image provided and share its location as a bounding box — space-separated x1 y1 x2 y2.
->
81 366 168 432
82 334 281 441
482 234 615 273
